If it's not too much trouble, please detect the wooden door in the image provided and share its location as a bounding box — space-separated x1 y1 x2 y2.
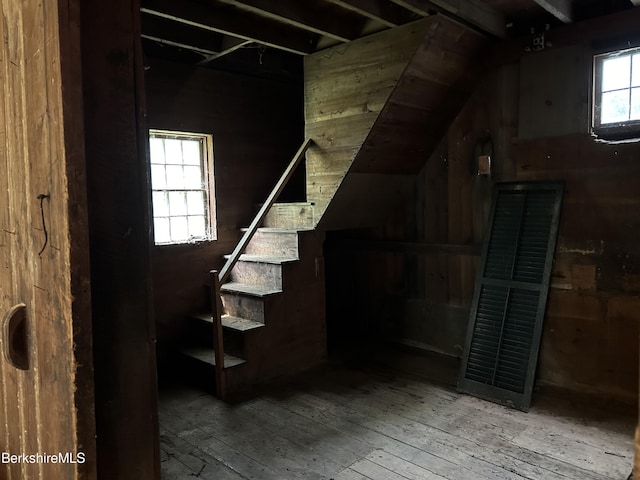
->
0 1 96 479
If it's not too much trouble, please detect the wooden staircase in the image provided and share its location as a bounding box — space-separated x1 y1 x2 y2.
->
178 15 492 398
180 226 326 397
178 141 327 397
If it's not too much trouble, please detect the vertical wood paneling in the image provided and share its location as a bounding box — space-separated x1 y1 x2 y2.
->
0 45 10 458
0 0 95 479
3 2 41 478
20 3 45 478
81 0 161 478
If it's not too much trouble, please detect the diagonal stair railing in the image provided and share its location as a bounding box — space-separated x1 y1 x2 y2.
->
209 138 313 399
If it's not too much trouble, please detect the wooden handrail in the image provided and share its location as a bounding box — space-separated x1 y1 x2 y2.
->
218 138 313 284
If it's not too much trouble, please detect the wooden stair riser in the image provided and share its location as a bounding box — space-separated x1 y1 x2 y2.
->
244 229 300 257
220 291 280 324
184 318 214 348
263 203 315 229
177 352 247 395
229 260 288 290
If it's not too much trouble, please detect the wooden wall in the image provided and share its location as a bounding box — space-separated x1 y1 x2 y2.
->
0 1 96 479
81 0 160 478
326 29 639 404
144 59 303 358
306 17 491 231
304 19 435 226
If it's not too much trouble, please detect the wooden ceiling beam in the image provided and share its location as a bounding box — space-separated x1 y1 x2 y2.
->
141 12 223 55
142 0 315 55
218 0 360 42
388 0 506 38
325 0 415 27
198 37 253 64
532 0 572 23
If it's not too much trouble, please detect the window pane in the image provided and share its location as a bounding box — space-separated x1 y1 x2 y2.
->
602 55 631 92
184 166 203 189
187 191 205 215
149 138 165 164
150 164 167 189
149 131 215 244
601 89 630 124
182 140 201 165
165 139 183 164
170 217 189 242
154 217 171 244
169 191 187 216
152 191 169 217
165 165 184 189
631 87 640 121
633 55 640 87
188 216 206 238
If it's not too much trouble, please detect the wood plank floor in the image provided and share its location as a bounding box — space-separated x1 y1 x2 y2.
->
159 358 635 480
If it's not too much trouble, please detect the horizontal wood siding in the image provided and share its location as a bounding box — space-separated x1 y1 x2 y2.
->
305 16 490 230
514 134 640 402
304 18 437 224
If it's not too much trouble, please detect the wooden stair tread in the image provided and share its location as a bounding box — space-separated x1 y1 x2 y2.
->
224 253 298 264
180 346 246 368
192 313 265 332
241 227 313 233
220 282 282 297
266 201 314 207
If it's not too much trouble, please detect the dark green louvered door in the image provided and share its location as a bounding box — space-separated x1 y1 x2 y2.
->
458 182 563 411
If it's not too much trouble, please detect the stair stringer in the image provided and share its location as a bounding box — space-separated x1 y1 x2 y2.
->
220 229 327 393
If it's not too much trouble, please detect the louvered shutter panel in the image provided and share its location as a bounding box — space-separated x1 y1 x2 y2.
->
458 182 563 411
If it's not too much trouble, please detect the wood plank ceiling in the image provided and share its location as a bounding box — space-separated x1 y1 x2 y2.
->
140 0 638 67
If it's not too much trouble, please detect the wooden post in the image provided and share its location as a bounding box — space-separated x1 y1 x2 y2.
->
210 270 226 400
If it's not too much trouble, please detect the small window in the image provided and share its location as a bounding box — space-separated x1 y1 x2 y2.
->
593 47 640 139
149 130 216 245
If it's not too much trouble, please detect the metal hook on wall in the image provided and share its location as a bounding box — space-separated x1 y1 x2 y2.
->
37 193 50 256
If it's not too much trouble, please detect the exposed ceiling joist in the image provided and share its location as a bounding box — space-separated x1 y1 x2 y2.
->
199 37 253 64
141 13 222 55
388 0 506 38
326 0 416 27
532 0 572 23
141 0 316 55
218 0 359 43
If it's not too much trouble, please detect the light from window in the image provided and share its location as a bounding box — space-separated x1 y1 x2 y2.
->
149 130 215 245
593 47 640 137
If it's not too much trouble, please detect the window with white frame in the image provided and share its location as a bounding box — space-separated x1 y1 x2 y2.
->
149 130 216 245
593 46 640 138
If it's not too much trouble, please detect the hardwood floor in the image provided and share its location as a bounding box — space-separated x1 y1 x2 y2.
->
159 356 635 480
